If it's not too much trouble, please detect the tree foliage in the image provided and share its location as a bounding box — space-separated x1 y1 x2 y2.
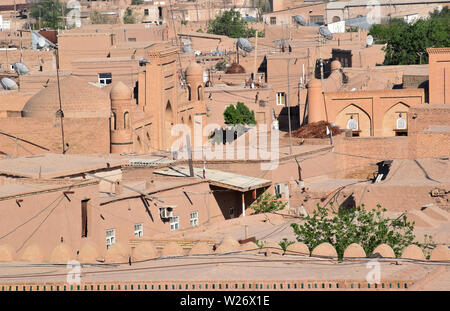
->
291 203 433 261
30 0 65 30
249 192 287 214
123 8 137 24
207 8 263 38
223 102 256 126
369 8 450 65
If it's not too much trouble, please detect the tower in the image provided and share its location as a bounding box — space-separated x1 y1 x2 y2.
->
307 78 326 123
110 81 133 153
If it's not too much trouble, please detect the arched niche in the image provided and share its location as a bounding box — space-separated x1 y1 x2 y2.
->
382 102 409 136
164 101 174 149
335 104 371 137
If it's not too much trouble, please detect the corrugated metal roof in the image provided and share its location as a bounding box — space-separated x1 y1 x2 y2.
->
154 166 271 192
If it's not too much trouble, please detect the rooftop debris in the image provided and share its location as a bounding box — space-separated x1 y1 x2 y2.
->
226 62 246 74
289 121 343 139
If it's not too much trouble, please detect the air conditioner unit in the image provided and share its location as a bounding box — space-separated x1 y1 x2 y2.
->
159 207 174 219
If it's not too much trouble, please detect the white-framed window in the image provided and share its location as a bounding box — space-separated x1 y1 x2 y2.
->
10 64 14 71
98 73 112 85
229 207 235 218
106 229 115 249
275 183 286 198
347 117 358 130
170 216 179 230
270 17 276 25
134 223 143 237
276 92 286 106
190 211 198 227
396 114 407 129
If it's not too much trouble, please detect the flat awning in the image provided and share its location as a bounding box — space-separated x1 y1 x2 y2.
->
154 166 271 192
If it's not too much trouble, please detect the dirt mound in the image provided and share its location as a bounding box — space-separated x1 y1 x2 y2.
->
289 121 343 139
226 62 246 74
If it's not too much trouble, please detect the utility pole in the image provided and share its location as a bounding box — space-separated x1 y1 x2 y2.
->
253 29 258 81
186 134 194 177
287 58 293 155
56 47 66 154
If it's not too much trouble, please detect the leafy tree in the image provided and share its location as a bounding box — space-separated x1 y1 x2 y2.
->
30 0 66 30
291 203 434 261
369 8 450 65
223 102 256 126
208 8 259 38
123 8 137 24
249 192 287 214
279 238 295 252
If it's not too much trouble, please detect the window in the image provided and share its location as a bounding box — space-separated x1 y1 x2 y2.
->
134 223 143 237
197 85 202 100
128 38 136 42
310 15 324 25
190 211 198 227
276 92 286 106
98 73 112 85
144 8 149 16
170 216 179 230
81 199 89 238
124 112 129 129
270 17 276 25
10 64 14 71
346 116 359 130
106 229 115 249
396 114 407 129
275 183 286 198
229 207 235 218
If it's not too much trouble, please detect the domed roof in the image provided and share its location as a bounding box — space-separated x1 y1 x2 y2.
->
110 81 132 101
22 76 110 118
331 60 341 71
185 62 203 77
307 78 322 88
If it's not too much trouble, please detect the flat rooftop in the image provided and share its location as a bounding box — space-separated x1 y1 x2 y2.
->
154 166 272 192
0 154 128 179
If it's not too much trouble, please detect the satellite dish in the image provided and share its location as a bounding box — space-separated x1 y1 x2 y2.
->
237 38 252 52
13 62 30 75
293 15 307 26
319 27 333 40
1 77 18 90
366 35 374 47
38 37 46 48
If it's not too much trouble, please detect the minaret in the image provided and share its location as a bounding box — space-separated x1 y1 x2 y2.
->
307 78 326 123
110 81 133 153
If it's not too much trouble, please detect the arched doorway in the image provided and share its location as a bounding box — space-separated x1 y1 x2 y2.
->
382 102 409 136
335 104 371 137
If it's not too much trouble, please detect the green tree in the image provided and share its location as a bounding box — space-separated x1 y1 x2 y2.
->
369 9 450 65
291 203 434 260
123 8 137 24
30 0 65 30
249 192 287 214
279 238 295 252
208 8 259 38
223 102 256 126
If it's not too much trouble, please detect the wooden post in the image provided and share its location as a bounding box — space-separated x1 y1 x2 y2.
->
186 134 194 177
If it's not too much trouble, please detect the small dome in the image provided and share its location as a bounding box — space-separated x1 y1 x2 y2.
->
307 78 322 88
110 81 132 101
331 60 342 71
22 76 110 118
185 62 204 77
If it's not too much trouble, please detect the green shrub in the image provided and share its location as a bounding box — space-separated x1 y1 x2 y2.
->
249 192 287 214
291 203 433 261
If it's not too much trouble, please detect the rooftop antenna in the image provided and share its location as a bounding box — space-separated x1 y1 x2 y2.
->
236 37 252 64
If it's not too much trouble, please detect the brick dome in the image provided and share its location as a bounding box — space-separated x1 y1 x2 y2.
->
22 76 111 118
331 60 341 71
185 62 203 84
110 81 132 101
